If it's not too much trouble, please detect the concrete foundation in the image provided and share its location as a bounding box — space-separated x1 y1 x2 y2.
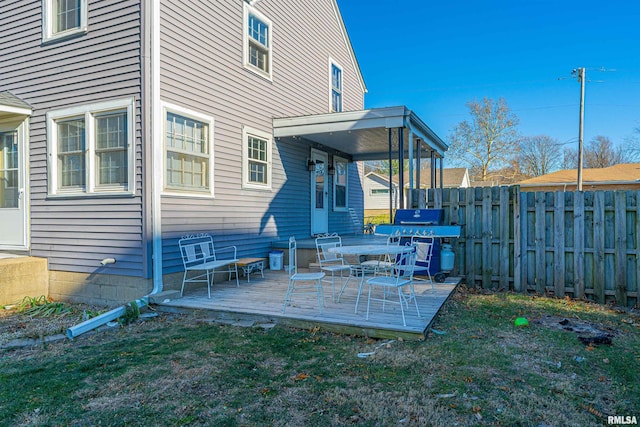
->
0 257 49 306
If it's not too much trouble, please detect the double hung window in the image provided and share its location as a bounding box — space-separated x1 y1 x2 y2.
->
47 98 135 196
163 104 214 196
43 0 87 42
243 5 272 79
242 126 272 190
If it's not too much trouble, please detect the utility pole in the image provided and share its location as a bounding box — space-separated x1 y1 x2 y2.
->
574 67 586 191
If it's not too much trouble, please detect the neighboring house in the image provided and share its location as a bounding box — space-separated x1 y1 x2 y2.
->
364 172 400 210
364 168 469 211
0 0 447 304
517 164 640 192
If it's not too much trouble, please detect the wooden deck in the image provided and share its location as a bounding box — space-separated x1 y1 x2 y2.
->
155 269 459 340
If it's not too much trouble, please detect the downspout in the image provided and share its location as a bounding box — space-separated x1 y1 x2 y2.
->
67 0 162 339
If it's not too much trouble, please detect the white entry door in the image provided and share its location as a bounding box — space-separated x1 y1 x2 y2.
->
0 121 28 249
310 149 328 235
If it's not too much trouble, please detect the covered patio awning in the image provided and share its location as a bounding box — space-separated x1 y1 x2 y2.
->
273 106 449 209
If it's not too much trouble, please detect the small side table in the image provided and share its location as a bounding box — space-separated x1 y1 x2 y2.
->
236 258 265 283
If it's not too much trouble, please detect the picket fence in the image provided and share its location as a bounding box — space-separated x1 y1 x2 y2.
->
429 186 639 307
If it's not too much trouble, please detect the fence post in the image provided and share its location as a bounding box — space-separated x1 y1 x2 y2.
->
482 187 492 288
573 192 585 298
465 188 476 287
534 192 546 293
513 186 522 292
592 191 605 302
499 186 510 290
553 192 566 297
614 191 627 306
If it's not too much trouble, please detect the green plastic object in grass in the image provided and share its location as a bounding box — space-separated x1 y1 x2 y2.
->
514 317 529 327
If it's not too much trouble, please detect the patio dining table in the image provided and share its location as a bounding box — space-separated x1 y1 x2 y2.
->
327 244 415 313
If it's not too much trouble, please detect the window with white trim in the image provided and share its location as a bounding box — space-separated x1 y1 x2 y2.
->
243 4 272 79
46 98 135 196
242 126 272 190
42 0 88 42
163 105 214 196
333 156 348 210
330 62 343 112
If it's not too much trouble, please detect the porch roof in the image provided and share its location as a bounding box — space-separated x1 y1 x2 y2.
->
272 106 448 162
0 91 32 120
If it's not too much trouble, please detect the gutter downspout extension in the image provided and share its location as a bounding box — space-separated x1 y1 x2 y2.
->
67 0 163 339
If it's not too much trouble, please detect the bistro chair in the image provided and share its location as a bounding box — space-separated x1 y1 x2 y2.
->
360 232 401 275
365 246 420 326
410 235 435 289
283 237 326 314
316 234 351 301
179 234 239 299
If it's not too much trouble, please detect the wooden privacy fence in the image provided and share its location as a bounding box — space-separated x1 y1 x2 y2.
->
429 186 639 307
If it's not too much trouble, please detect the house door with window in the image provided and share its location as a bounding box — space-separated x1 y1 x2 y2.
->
0 120 28 249
310 150 328 235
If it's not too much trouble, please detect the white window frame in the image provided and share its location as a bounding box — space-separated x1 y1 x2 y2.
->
243 3 273 80
46 98 136 197
329 59 343 113
242 126 272 191
42 0 88 43
332 155 348 211
161 102 214 198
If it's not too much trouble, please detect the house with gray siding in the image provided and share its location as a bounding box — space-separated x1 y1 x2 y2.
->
0 0 447 305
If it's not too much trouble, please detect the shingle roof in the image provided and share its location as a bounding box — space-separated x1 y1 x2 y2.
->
0 91 31 110
395 168 468 188
517 163 640 185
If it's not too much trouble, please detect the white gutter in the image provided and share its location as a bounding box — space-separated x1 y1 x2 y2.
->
67 0 163 339
150 0 163 295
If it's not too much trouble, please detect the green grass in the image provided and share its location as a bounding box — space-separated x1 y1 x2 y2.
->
1 291 638 426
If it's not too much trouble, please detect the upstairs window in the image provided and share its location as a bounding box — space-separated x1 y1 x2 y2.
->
242 126 272 190
43 0 88 42
243 4 272 79
330 61 343 112
46 98 135 196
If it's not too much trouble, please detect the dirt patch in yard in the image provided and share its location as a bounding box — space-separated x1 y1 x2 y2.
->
534 315 618 346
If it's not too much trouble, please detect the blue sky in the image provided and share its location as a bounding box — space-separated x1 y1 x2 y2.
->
336 0 640 156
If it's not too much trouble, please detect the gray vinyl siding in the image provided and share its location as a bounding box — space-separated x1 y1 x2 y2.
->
159 0 365 273
0 0 145 276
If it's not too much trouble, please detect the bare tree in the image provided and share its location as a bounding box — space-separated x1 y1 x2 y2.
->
518 135 562 177
448 97 520 181
583 136 626 168
562 136 626 169
561 146 578 170
623 126 640 161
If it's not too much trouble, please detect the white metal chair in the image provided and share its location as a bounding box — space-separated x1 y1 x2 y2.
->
411 235 434 289
360 233 401 275
315 234 351 301
283 237 326 314
179 234 239 298
365 246 420 326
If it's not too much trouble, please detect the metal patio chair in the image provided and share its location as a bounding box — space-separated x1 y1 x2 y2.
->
410 235 434 289
316 233 351 301
283 237 326 314
365 246 420 326
179 234 239 298
360 232 401 276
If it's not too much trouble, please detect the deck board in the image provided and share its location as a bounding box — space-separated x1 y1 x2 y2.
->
156 270 459 340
